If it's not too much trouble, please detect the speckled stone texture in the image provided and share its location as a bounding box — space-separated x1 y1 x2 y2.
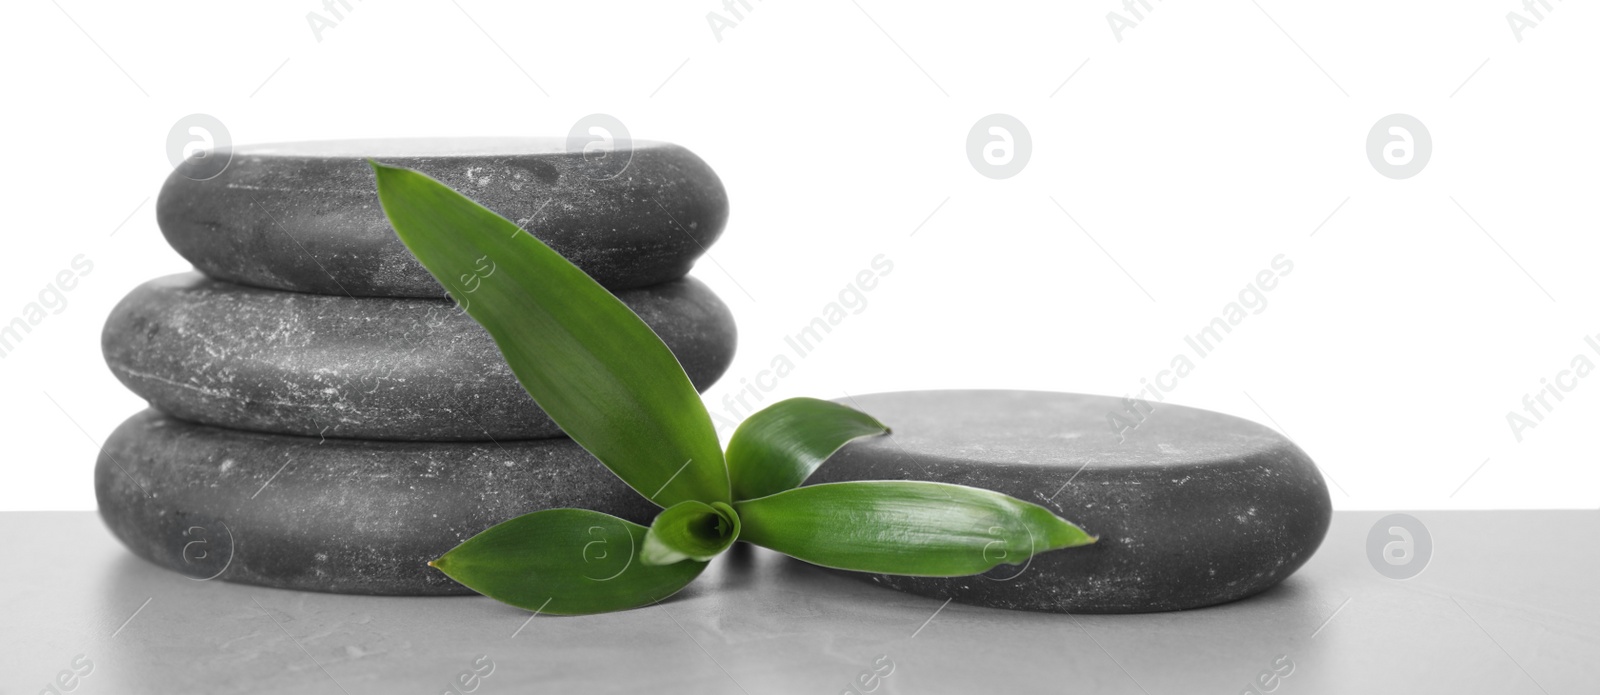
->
808 390 1332 613
103 272 736 441
96 409 658 595
157 137 728 297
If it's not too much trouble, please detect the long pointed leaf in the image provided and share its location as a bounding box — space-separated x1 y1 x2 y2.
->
735 481 1095 576
430 508 707 615
727 397 889 500
372 163 728 507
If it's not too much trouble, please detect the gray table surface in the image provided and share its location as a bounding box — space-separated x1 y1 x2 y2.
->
2 511 1594 694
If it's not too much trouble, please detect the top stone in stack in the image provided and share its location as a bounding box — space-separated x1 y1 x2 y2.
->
157 137 728 297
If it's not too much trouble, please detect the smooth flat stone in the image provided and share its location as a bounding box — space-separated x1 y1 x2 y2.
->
103 272 736 441
95 409 658 595
157 137 728 297
807 390 1333 613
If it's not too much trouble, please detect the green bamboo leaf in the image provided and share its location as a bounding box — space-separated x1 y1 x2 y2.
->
735 481 1095 576
726 397 890 501
429 508 707 615
641 500 741 566
371 163 728 507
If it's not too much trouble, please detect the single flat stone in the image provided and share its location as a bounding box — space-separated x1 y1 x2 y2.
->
157 137 728 297
96 410 657 594
103 272 736 441
807 390 1332 613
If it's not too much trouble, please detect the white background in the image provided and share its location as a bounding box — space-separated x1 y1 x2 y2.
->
1 1 1595 511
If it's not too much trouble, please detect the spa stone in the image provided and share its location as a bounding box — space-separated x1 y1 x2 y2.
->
807 390 1332 613
95 410 659 595
157 137 728 297
103 272 736 441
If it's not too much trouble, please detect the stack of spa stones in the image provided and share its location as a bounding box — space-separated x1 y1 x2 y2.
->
95 139 736 594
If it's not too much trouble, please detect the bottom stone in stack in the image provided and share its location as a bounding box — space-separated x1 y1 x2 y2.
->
95 409 656 595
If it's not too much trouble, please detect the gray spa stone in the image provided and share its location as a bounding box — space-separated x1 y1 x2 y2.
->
807 390 1332 613
157 137 728 297
103 272 736 441
95 409 658 595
